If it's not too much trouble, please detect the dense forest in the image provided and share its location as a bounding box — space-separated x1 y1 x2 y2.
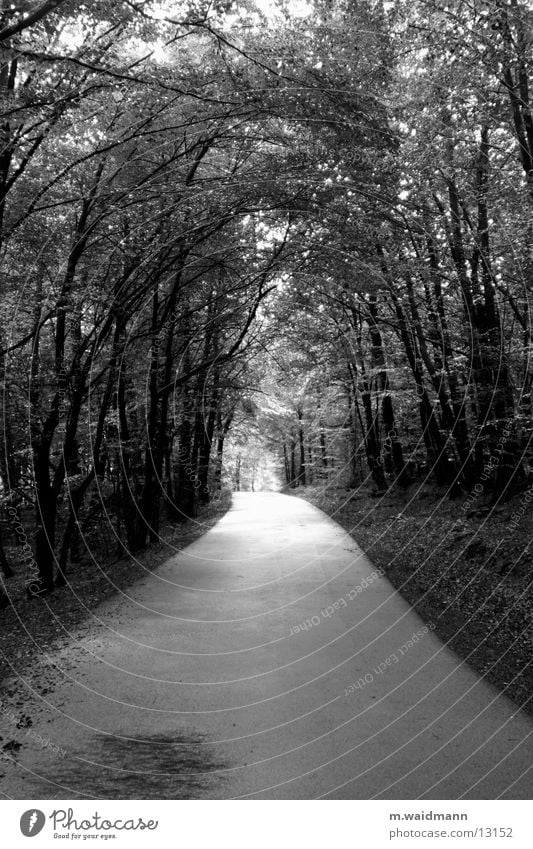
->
0 0 532 599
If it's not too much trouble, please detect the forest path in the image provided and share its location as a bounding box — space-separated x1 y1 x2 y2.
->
0 492 531 799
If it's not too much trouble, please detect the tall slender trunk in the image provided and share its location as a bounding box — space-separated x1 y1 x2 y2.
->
425 220 472 473
306 436 314 484
234 454 241 491
289 433 297 487
354 323 387 491
139 288 160 544
56 320 121 582
0 525 13 578
283 442 290 485
117 338 145 550
387 285 453 486
213 410 233 494
297 407 306 485
367 293 409 486
197 374 220 503
174 414 197 519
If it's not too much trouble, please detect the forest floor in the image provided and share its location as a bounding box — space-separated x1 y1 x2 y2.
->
0 492 231 687
294 483 533 717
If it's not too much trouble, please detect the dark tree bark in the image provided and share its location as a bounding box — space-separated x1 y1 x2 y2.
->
0 0 70 42
297 407 306 485
213 409 233 494
283 442 290 485
139 288 161 544
289 432 297 487
387 283 453 487
0 525 13 578
196 374 220 503
354 322 387 492
366 293 410 486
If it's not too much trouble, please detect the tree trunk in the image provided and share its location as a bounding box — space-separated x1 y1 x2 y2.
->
213 410 233 494
297 408 306 485
388 286 453 487
33 440 56 593
196 372 220 504
139 289 160 543
234 454 241 491
289 433 297 487
354 326 387 491
0 525 13 578
367 293 410 486
174 415 197 520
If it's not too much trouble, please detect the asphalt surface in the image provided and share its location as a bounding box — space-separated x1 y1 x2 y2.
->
0 492 531 799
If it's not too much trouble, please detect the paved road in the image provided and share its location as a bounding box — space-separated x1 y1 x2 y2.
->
1 492 531 799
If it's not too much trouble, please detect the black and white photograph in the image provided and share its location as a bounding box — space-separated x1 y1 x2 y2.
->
0 0 531 841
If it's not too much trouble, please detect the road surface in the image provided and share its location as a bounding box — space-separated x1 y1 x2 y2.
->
0 492 531 799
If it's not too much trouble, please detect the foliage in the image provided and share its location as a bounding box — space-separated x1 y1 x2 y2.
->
0 0 531 596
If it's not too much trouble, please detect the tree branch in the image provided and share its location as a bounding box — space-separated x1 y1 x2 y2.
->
0 0 71 42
